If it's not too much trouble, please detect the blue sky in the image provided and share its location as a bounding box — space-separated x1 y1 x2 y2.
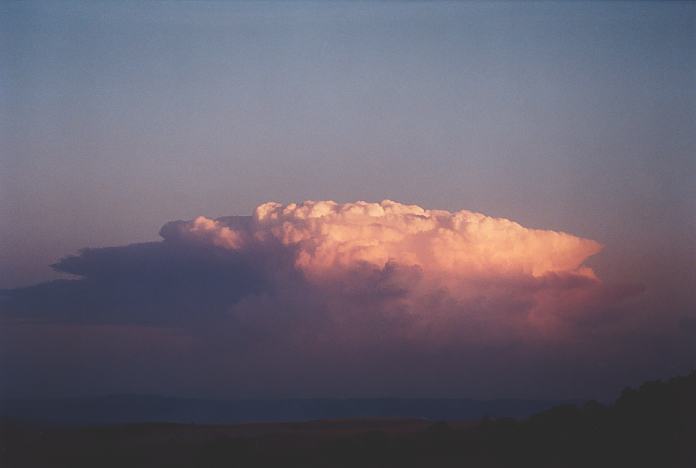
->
2 1 694 289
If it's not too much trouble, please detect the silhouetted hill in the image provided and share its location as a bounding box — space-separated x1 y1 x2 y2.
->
1 371 694 467
0 396 573 424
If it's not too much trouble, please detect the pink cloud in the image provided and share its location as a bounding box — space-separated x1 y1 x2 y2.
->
169 200 626 338
1 200 657 398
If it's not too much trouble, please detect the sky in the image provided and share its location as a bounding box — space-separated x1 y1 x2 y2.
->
1 1 695 400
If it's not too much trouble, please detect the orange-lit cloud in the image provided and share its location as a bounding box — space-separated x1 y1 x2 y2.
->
0 200 657 398
178 200 601 277
163 200 618 335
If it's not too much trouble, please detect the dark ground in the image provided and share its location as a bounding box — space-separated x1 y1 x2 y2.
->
2 371 695 467
0 396 574 425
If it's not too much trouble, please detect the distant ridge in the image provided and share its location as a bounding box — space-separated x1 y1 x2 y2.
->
0 396 582 425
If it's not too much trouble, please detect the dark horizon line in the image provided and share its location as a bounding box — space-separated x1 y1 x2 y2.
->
0 394 586 403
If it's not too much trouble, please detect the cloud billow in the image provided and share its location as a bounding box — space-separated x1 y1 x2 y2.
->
0 200 650 398
2 200 622 329
161 200 616 334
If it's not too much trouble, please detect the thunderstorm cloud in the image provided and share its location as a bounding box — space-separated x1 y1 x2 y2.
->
2 200 666 399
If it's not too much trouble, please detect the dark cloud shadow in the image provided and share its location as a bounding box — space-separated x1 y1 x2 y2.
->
1 240 271 325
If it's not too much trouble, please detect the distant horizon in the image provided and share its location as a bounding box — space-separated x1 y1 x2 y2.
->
2 394 586 403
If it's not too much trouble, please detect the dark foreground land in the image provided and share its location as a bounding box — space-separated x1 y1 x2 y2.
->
2 372 695 468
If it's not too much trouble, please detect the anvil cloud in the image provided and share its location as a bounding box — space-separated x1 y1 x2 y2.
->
2 200 629 333
1 201 653 398
159 200 611 332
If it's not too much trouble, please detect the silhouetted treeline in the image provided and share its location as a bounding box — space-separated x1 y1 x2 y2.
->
2 371 695 467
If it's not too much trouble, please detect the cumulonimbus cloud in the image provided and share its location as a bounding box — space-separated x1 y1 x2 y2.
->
139 200 635 338
166 200 601 280
158 200 612 330
0 200 658 398
2 200 630 331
